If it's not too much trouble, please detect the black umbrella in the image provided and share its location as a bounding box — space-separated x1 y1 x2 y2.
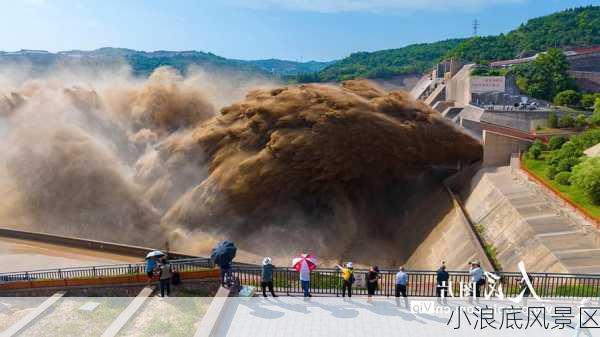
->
210 240 237 267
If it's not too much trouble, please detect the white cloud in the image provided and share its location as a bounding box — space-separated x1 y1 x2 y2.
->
227 0 526 13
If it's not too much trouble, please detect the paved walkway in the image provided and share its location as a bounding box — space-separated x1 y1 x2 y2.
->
212 297 594 337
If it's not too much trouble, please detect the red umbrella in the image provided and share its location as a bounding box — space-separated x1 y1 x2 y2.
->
292 254 317 271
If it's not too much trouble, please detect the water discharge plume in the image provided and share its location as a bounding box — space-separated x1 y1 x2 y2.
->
0 66 230 245
157 80 482 264
0 67 482 265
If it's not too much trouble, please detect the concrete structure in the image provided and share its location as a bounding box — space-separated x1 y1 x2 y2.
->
406 188 493 271
462 165 600 273
569 70 600 92
482 131 531 167
1 292 65 337
445 64 473 106
100 287 153 337
409 75 432 100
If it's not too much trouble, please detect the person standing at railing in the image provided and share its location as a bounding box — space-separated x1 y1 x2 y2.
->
299 259 312 298
145 257 157 286
158 257 172 297
367 266 380 299
293 253 316 298
261 257 277 297
469 260 485 299
436 263 449 303
395 266 408 297
336 262 355 298
395 266 409 308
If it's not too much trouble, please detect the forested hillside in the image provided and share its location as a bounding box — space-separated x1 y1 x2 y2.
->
447 5 600 63
310 5 599 82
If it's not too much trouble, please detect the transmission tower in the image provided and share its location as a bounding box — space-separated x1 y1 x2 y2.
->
472 19 480 36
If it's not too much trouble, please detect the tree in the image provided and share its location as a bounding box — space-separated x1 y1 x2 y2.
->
554 90 581 107
571 157 600 204
581 93 600 110
515 48 576 101
596 97 600 113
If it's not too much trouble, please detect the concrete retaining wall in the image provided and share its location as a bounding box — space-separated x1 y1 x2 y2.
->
0 278 220 297
482 131 531 167
0 227 197 259
405 193 493 271
463 168 568 273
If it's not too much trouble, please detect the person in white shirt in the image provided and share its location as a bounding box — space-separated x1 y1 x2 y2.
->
299 259 312 297
469 260 485 297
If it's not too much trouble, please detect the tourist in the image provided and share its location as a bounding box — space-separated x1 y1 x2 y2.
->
436 263 450 301
145 256 157 286
469 260 485 298
395 266 408 297
299 258 312 297
367 266 380 298
336 262 355 298
261 257 277 297
220 262 232 287
158 257 173 297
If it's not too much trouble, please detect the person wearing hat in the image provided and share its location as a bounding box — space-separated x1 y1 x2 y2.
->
469 260 485 298
367 265 380 298
261 257 277 297
336 262 355 298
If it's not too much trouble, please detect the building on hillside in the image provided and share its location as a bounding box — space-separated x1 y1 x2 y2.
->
490 46 600 92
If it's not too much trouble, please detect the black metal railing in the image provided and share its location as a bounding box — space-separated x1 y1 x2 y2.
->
0 258 214 282
230 267 600 299
2 260 600 299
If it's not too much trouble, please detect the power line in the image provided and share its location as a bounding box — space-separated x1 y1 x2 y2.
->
472 19 480 37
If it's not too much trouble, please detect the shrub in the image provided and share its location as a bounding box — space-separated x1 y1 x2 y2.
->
590 111 600 127
558 113 575 128
545 165 558 180
527 139 545 159
554 90 581 107
555 171 572 185
548 112 558 128
571 158 600 205
545 141 583 175
575 114 588 128
547 136 567 150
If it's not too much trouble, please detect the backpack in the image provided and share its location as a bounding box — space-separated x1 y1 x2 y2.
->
342 268 355 283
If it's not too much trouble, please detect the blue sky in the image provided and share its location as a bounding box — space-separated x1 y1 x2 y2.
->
0 0 597 61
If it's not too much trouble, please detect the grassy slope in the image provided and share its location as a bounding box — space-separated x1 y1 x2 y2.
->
523 155 600 218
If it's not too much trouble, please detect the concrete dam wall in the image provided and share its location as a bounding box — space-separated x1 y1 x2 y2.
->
462 166 600 273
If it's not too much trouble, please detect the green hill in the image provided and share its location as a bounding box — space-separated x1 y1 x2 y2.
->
311 5 600 82
0 48 330 78
315 39 465 82
448 5 600 63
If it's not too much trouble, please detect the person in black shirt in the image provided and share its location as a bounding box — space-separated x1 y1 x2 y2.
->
367 266 380 299
436 263 450 303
